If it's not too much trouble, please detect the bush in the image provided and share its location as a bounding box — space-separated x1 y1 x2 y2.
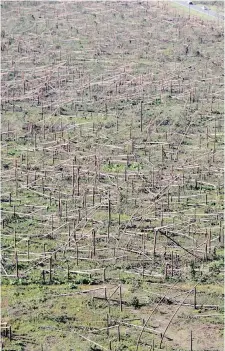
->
75 274 93 285
130 296 140 309
209 260 223 275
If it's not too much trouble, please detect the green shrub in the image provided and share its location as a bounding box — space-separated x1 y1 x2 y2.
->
209 260 223 275
130 296 140 309
75 274 93 285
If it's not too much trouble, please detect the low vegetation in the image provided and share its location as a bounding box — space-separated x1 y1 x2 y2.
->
1 1 224 350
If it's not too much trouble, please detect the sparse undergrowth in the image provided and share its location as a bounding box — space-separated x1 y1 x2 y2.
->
1 1 224 350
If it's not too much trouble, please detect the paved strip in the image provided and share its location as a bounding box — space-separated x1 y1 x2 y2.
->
171 1 224 19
